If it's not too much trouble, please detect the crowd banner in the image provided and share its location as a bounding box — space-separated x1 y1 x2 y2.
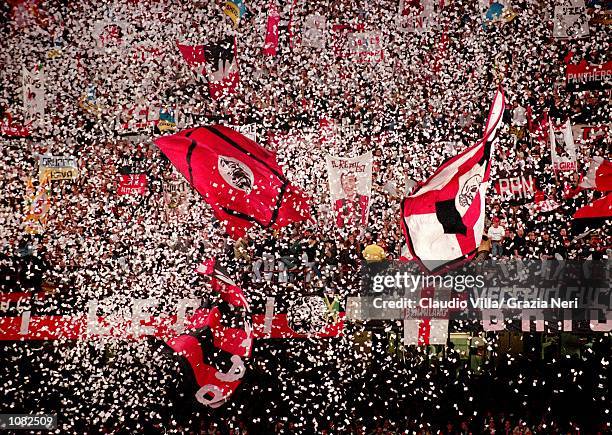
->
204 36 240 99
553 0 590 39
326 152 373 229
331 24 383 63
302 14 327 48
22 67 45 123
38 155 79 182
348 30 384 63
263 0 280 56
92 19 129 50
119 105 155 135
156 107 177 133
571 123 610 143
397 0 423 33
398 0 443 33
565 59 612 91
117 174 148 196
223 0 247 28
23 178 51 235
494 174 537 201
549 120 578 172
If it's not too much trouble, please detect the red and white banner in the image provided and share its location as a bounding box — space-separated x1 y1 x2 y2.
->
302 14 327 48
331 24 383 63
571 124 610 144
553 0 590 39
204 36 240 99
117 173 148 196
494 174 537 200
22 67 45 123
573 192 612 220
401 88 505 272
326 152 373 229
263 0 280 56
549 120 577 172
403 286 450 346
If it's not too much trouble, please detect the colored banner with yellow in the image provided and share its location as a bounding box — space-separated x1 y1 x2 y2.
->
23 178 51 235
38 155 79 182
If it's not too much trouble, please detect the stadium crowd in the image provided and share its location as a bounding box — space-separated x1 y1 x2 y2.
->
0 0 610 433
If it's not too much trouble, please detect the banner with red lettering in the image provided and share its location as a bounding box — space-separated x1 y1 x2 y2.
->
331 24 383 63
549 120 578 172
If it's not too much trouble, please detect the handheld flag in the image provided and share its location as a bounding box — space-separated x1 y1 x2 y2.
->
400 88 505 272
154 125 311 238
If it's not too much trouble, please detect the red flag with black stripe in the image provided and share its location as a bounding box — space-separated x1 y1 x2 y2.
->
166 259 253 408
154 125 311 238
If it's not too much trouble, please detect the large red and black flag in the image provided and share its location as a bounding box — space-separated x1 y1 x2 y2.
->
401 88 505 272
154 125 311 238
166 258 253 408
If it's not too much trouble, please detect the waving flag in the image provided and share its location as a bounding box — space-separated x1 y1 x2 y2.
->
177 43 205 68
204 36 239 99
572 193 612 234
401 88 505 272
263 0 280 56
154 125 311 238
168 258 253 408
224 0 247 28
579 156 612 192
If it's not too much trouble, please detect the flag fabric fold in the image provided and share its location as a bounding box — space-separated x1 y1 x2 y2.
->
573 193 612 220
401 88 505 272
154 125 311 238
579 156 612 192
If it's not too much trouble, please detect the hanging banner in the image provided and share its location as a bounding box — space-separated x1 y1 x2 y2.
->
204 36 240 99
156 107 177 133
117 173 148 196
549 120 578 172
326 152 373 229
302 14 327 48
331 24 383 63
263 0 280 56
23 178 51 235
396 0 422 33
571 123 610 143
22 67 45 123
397 0 442 33
118 105 154 135
553 0 590 38
92 19 129 50
38 155 79 182
224 0 247 28
565 60 612 91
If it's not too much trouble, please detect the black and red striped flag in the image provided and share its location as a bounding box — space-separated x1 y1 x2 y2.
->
154 125 311 238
